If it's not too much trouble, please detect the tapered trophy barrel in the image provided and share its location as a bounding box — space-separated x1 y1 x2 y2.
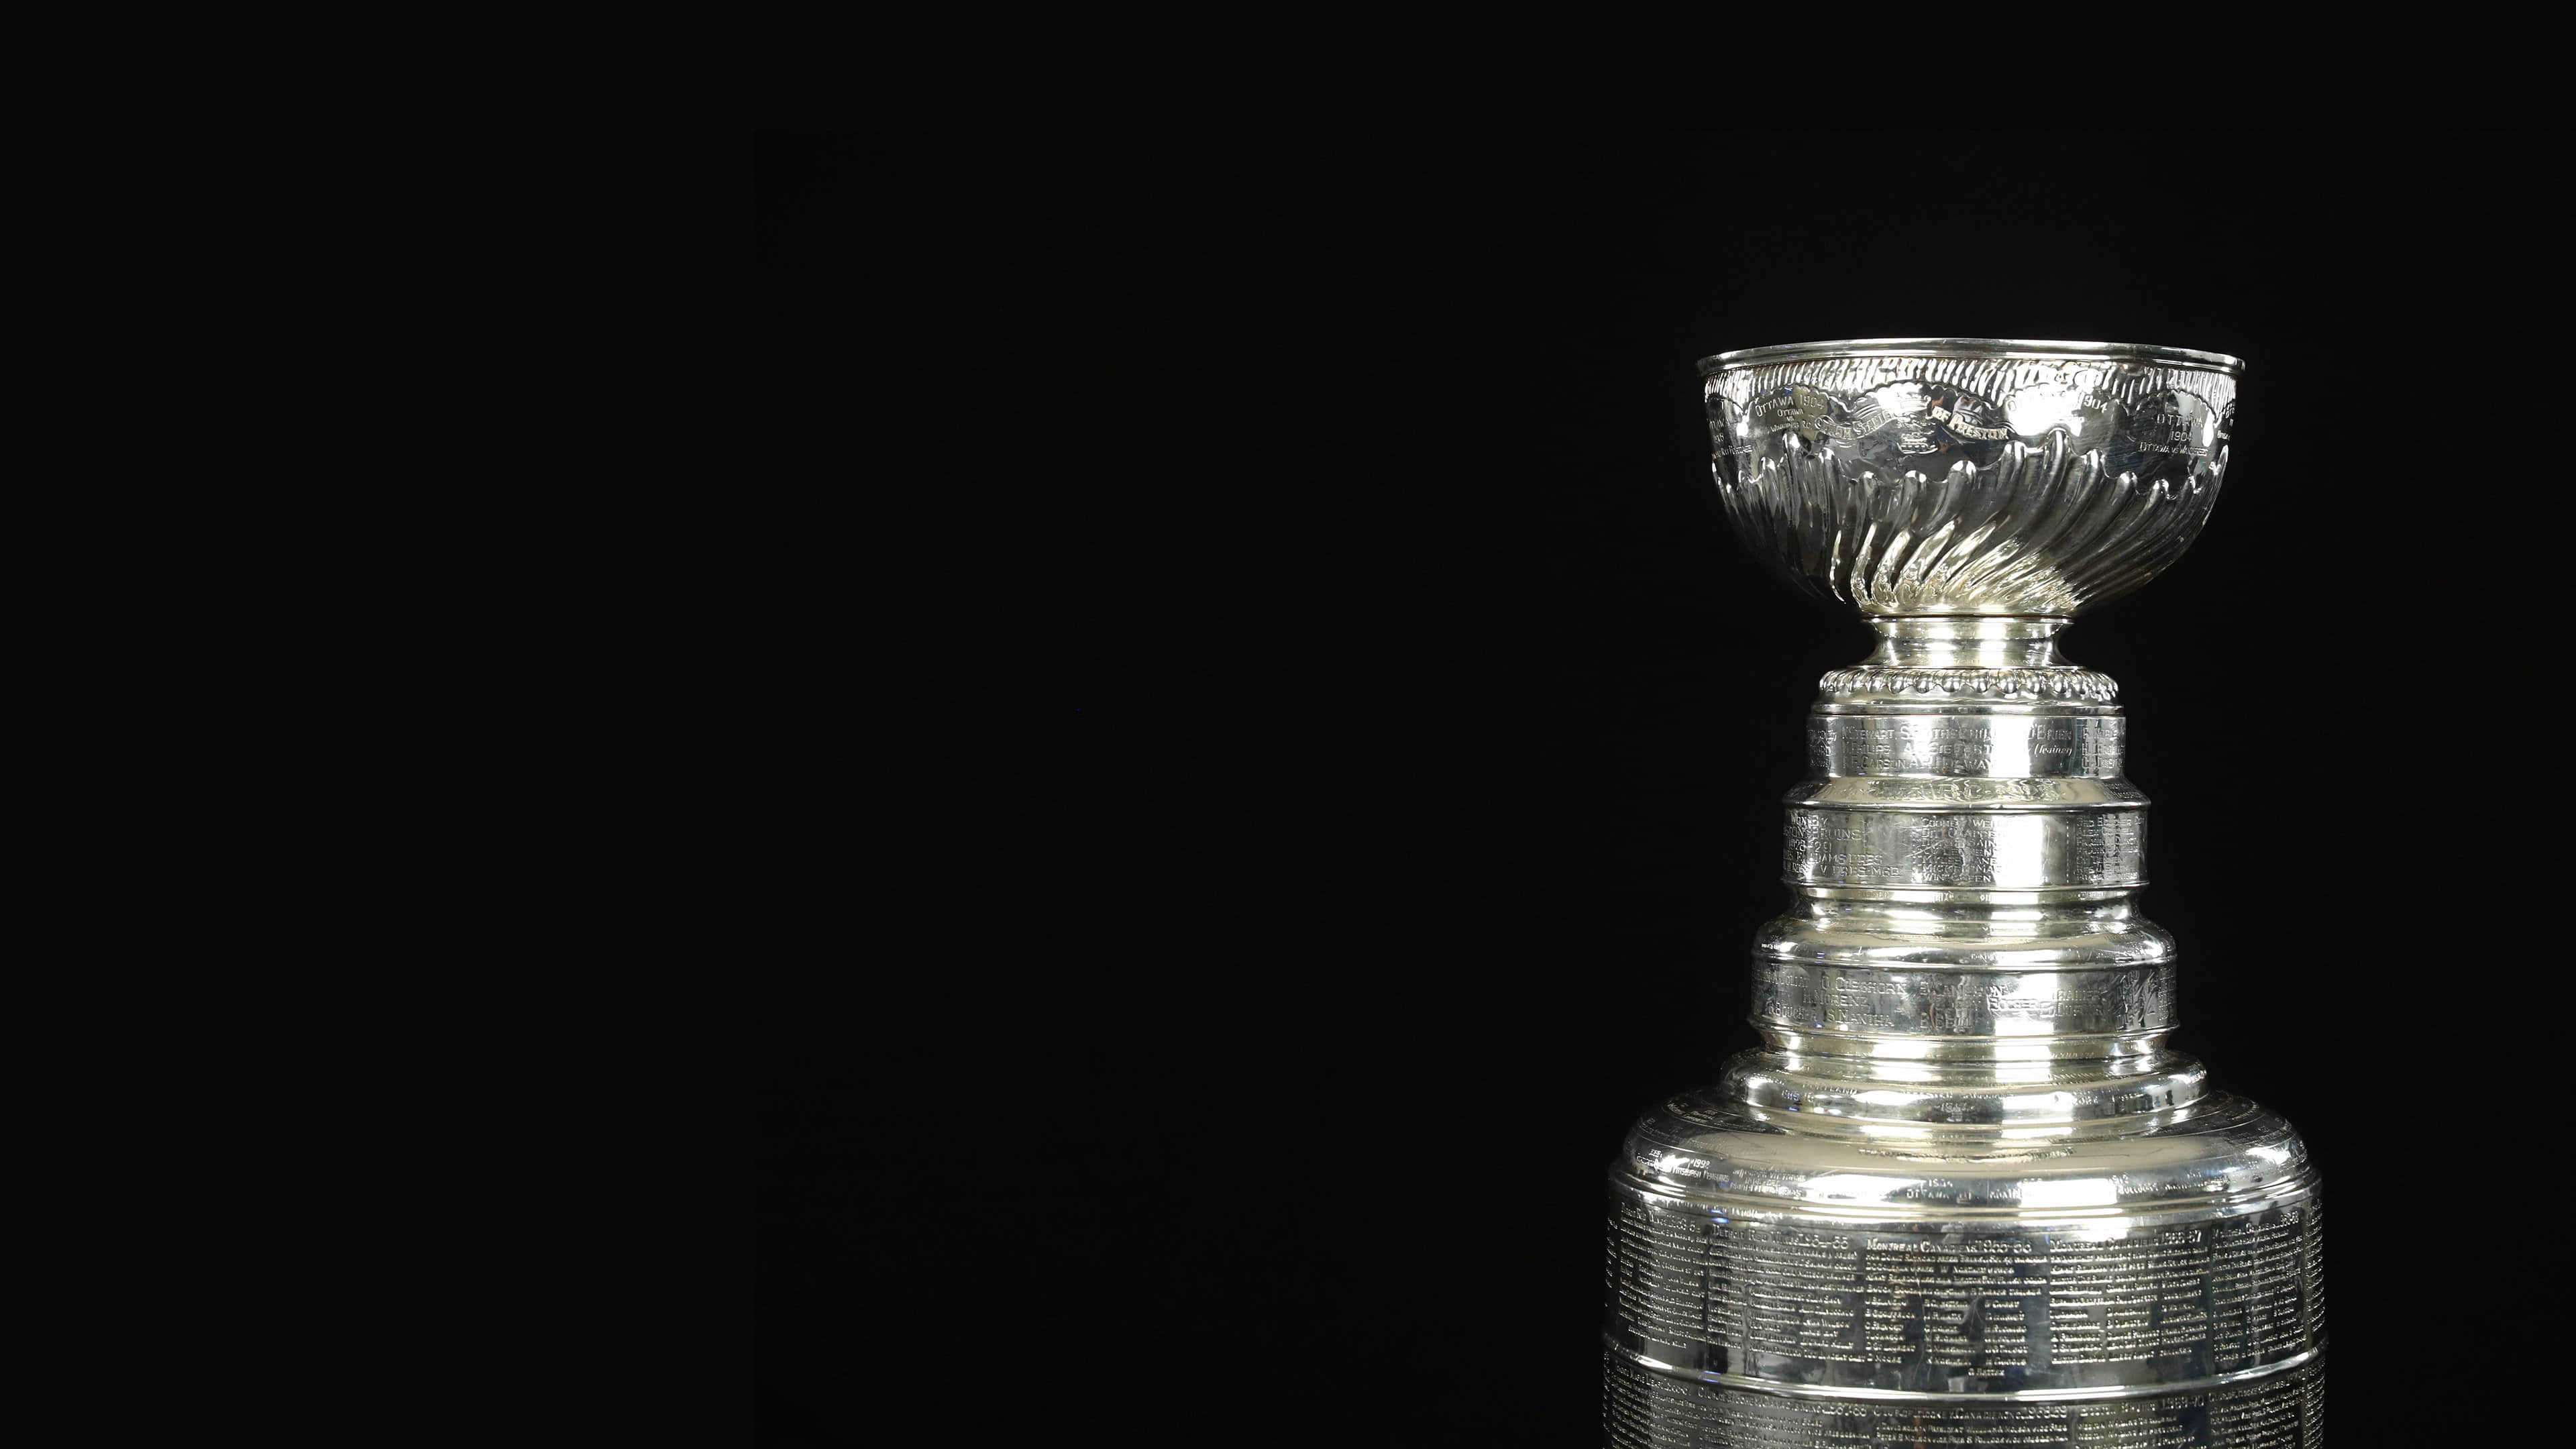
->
1603 341 2322 1446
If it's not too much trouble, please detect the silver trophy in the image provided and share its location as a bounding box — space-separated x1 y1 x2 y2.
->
1605 339 2322 1444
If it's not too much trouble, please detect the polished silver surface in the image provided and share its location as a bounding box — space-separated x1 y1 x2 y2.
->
1606 339 2320 1446
1703 343 2237 616
1705 337 2247 372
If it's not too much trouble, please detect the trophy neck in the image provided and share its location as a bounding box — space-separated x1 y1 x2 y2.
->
1862 615 2072 670
1724 625 2200 1128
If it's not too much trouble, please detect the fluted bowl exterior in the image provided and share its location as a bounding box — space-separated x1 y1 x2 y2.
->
1703 341 2241 616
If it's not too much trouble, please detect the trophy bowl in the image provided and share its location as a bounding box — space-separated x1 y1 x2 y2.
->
1703 338 2243 617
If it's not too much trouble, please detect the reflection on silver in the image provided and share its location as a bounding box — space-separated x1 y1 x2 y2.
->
1605 339 2322 1446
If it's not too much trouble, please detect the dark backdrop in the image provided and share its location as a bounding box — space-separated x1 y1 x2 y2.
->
757 129 2556 1446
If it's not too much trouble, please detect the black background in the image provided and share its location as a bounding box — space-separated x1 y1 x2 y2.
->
757 129 2559 1445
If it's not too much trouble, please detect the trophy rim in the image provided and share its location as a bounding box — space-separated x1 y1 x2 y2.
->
1699 337 2246 376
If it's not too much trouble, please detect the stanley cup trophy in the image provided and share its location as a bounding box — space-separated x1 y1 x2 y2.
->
1604 339 2323 1446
